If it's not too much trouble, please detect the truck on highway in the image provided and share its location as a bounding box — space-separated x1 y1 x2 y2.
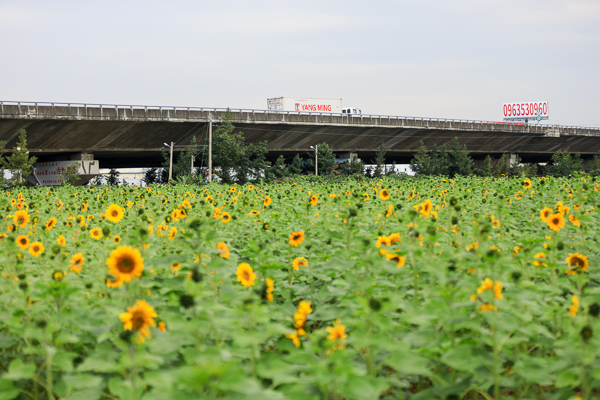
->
267 97 343 113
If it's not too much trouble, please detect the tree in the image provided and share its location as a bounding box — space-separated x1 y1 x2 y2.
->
237 141 269 184
339 154 365 176
476 155 493 177
447 137 473 177
410 142 433 176
1 129 38 185
172 136 198 180
288 154 303 175
210 109 245 183
107 168 120 186
374 142 386 177
270 155 288 179
316 143 336 175
60 162 80 186
143 168 158 186
492 153 508 177
546 149 583 177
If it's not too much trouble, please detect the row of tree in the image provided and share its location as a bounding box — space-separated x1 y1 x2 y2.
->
2 123 598 188
409 140 597 178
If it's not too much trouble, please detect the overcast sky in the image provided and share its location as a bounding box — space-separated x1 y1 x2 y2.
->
1 0 599 126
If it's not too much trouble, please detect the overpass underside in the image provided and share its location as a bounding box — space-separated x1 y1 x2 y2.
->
0 104 599 168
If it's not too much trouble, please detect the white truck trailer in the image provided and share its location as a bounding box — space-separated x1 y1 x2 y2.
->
267 97 343 113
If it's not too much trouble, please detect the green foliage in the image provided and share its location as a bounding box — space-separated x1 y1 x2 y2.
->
60 162 81 186
0 129 38 186
204 109 270 184
374 142 386 177
409 142 433 176
1 175 598 400
270 155 289 180
546 149 583 177
316 142 336 175
107 168 120 185
143 167 158 186
447 137 473 177
288 154 303 175
339 154 365 176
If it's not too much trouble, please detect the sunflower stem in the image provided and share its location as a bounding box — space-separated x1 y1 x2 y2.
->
492 322 499 400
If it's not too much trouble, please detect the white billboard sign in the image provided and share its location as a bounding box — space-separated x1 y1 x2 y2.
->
503 101 548 120
30 160 99 186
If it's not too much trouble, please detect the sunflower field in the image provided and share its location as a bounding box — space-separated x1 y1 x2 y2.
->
0 176 599 400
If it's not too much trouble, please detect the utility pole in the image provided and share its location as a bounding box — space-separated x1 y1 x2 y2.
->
168 142 174 182
191 152 194 175
315 144 318 176
208 112 213 183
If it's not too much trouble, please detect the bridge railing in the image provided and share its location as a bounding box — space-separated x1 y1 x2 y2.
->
0 100 598 134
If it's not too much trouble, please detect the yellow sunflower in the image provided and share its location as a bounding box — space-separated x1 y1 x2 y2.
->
106 246 145 283
13 210 30 228
547 213 565 232
236 262 256 287
326 319 348 341
388 232 401 245
221 212 231 223
292 257 308 270
119 300 157 343
29 242 44 258
70 253 84 273
263 196 272 207
105 204 124 223
53 271 64 281
90 228 103 240
217 242 230 259
565 253 589 275
113 235 121 244
106 276 123 288
420 199 433 218
309 195 318 206
265 277 274 302
289 231 305 247
385 253 406 268
522 179 532 190
57 235 66 247
539 207 553 222
16 235 30 250
45 217 57 231
379 189 390 201
168 227 177 241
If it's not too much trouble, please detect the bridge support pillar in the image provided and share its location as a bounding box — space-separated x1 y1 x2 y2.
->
507 154 518 169
27 153 99 186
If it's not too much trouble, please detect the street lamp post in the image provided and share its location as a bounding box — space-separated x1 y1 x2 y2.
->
163 142 174 182
310 145 318 176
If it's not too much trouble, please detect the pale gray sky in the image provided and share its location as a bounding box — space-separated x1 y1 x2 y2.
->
1 0 599 126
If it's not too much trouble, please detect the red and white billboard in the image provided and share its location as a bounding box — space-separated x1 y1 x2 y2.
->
503 101 548 120
267 97 342 113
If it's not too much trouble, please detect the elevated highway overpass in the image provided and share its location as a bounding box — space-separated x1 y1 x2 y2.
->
0 101 599 169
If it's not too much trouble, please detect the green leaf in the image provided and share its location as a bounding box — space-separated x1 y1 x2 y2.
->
515 356 554 385
3 359 36 381
63 373 103 390
441 345 488 373
555 369 581 388
64 388 103 400
0 379 20 400
385 349 431 376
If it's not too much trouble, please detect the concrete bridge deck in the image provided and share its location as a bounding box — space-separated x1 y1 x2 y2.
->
1 101 599 168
